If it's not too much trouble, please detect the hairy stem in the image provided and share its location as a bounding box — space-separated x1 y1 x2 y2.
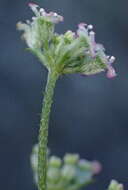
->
38 70 59 190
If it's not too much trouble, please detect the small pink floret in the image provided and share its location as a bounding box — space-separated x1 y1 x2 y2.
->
107 66 117 78
60 16 64 22
92 161 102 174
78 23 87 28
28 2 38 8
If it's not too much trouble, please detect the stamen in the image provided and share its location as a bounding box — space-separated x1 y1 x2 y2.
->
40 8 45 13
41 12 46 16
88 25 93 30
109 56 116 63
89 31 95 45
89 31 95 36
53 13 57 17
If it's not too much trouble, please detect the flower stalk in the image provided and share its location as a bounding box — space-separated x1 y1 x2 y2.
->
38 70 59 190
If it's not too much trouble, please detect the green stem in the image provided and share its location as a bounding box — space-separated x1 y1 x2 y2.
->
38 70 59 190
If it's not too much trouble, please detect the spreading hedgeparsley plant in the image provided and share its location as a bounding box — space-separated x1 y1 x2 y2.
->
17 3 124 190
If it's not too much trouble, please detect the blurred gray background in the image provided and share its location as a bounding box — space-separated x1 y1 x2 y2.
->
0 0 128 189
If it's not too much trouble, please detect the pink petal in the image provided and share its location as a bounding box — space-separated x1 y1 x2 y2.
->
106 66 116 78
28 2 38 8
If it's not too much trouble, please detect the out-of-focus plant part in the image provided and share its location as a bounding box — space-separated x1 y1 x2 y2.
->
108 180 124 190
31 145 101 190
17 3 123 190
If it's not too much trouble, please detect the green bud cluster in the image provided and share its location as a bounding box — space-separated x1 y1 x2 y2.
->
31 145 101 190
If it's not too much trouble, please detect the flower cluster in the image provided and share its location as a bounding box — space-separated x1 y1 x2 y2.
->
77 23 116 78
17 3 116 78
17 3 63 50
31 144 101 190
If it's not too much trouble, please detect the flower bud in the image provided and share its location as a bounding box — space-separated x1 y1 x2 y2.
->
49 156 61 168
47 168 60 183
61 165 76 180
64 154 79 165
30 144 38 171
64 30 75 41
78 159 92 170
